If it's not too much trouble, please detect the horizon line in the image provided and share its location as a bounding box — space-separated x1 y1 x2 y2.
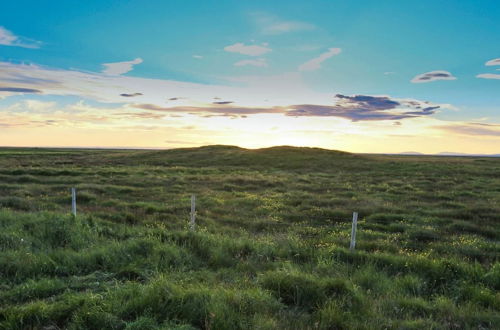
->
0 145 498 157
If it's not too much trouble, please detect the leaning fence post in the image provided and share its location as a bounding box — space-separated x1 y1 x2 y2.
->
190 194 196 231
350 212 358 251
71 187 77 217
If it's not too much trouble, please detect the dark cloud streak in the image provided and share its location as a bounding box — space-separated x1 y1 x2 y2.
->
133 94 440 122
411 71 456 83
212 101 234 105
287 94 439 121
0 87 42 93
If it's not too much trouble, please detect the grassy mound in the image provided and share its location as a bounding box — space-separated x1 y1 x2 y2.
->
0 146 498 329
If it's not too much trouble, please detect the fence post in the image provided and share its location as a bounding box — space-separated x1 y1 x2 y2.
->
350 212 358 251
190 194 196 231
71 187 77 217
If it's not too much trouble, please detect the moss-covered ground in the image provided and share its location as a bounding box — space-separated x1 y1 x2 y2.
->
0 146 498 329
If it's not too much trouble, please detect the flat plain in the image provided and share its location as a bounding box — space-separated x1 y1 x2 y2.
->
0 146 498 329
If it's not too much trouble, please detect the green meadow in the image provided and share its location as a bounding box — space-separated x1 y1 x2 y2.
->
0 146 498 329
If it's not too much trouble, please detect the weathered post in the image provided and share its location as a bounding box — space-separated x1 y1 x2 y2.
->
350 212 358 251
71 187 77 217
190 194 196 231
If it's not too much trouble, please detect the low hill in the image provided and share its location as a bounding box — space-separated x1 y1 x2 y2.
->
109 145 360 170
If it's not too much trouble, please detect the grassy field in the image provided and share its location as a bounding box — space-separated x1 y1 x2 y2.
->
0 145 499 329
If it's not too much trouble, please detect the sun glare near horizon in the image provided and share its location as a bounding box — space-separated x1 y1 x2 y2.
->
1 1 499 154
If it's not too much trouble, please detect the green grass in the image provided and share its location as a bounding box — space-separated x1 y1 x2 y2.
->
0 145 499 329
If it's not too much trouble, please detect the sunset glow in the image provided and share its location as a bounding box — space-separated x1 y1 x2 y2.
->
1 1 499 154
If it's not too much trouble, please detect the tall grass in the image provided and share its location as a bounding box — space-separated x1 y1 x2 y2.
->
0 146 499 329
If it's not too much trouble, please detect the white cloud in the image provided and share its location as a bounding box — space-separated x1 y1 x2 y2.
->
0 61 246 106
0 100 146 129
478 59 500 79
24 100 57 112
485 58 500 66
476 73 500 80
263 21 315 35
224 43 271 56
298 48 341 72
411 71 457 83
0 27 16 45
0 26 41 49
234 58 267 67
3 100 56 113
0 60 453 118
0 61 328 108
102 58 143 75
252 13 315 35
193 55 203 59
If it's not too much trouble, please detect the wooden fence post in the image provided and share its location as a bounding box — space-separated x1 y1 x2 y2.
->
350 212 358 251
71 187 77 217
190 194 196 231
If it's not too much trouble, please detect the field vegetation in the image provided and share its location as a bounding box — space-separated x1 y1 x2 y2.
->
0 146 498 329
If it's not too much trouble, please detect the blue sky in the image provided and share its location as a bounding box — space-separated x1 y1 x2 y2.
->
1 0 499 152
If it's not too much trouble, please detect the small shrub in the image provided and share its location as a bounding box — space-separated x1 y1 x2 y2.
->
313 300 351 329
408 228 440 243
483 262 500 290
352 266 391 294
394 274 426 296
385 297 432 318
259 271 324 308
259 270 355 311
0 196 32 211
366 213 406 224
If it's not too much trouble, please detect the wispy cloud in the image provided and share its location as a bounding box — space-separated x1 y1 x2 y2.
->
0 61 250 106
0 26 42 49
192 55 203 59
0 61 450 123
3 99 56 113
0 100 122 129
435 123 500 136
476 58 500 79
234 58 268 67
411 71 457 83
476 73 500 80
120 92 143 97
102 58 143 75
133 103 283 118
485 58 500 66
252 13 315 35
0 87 42 93
113 112 166 120
224 43 271 56
298 48 341 72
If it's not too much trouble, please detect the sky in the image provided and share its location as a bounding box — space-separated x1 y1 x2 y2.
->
0 0 499 154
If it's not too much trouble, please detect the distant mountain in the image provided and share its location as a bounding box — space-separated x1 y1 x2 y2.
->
399 151 424 155
436 152 470 156
436 152 500 157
